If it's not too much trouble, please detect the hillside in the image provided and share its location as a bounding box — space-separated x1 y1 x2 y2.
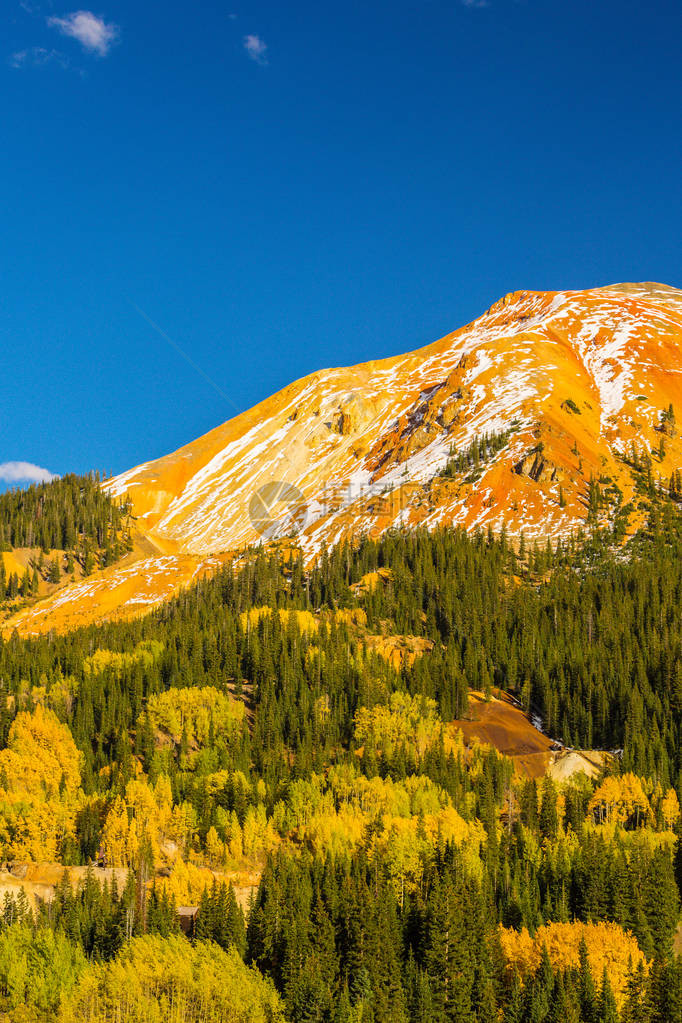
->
0 521 680 1021
4 281 682 636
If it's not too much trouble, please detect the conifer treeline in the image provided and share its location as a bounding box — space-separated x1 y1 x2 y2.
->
438 427 515 479
0 473 133 601
0 472 131 555
3 841 681 1021
4 510 682 800
1 509 682 1018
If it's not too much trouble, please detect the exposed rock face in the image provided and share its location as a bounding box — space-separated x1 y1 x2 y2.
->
439 392 463 428
514 449 563 484
5 282 682 636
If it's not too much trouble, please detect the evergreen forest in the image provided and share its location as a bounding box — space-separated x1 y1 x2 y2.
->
2 495 682 1020
0 474 132 601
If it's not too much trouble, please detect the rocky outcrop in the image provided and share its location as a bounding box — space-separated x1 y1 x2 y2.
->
514 448 564 484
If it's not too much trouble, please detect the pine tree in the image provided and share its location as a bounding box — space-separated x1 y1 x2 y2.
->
597 966 618 1023
578 934 597 1023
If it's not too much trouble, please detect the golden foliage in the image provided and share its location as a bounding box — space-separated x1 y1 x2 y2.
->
350 568 392 596
582 820 676 852
363 633 434 670
661 787 681 829
499 920 646 1007
157 859 218 906
0 924 86 1016
100 766 280 875
333 608 368 628
0 704 81 798
59 934 286 1022
139 686 245 748
587 772 669 828
11 669 79 720
0 707 82 860
269 764 484 894
241 805 279 862
354 692 443 759
240 606 318 635
371 807 485 901
83 640 164 676
101 775 174 868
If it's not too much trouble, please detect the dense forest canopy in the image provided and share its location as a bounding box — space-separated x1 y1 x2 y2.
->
0 473 132 600
0 472 131 552
3 500 682 1019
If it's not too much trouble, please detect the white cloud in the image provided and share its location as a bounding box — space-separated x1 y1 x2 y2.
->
10 47 69 69
0 462 59 484
47 10 119 56
243 34 267 65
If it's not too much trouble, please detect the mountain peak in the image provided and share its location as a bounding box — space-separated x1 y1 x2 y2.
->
5 282 682 635
107 281 682 551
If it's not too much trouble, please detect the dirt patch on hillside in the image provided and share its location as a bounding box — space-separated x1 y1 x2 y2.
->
455 692 553 756
0 862 129 910
452 692 553 777
548 749 606 782
452 693 610 780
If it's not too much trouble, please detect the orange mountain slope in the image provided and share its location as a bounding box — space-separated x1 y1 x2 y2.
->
5 281 682 636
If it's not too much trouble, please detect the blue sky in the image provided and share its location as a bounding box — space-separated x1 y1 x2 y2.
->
2 0 682 484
